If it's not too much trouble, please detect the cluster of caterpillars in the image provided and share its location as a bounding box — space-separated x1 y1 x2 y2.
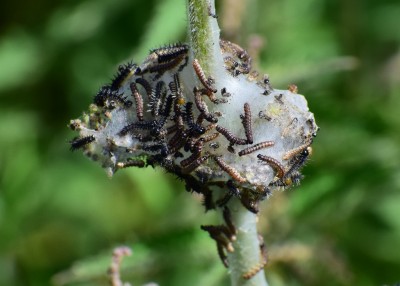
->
69 40 315 279
201 207 237 268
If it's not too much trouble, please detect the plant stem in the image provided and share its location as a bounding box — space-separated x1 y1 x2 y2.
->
226 199 268 286
187 1 269 285
187 0 221 73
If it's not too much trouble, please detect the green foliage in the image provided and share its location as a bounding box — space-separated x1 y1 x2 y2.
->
1 0 400 285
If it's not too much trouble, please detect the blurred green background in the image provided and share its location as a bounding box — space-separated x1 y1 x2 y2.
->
1 0 400 285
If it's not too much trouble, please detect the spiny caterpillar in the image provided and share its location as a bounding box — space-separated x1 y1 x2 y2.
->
242 234 268 279
192 59 217 93
70 135 95 151
238 141 275 156
94 85 132 109
213 156 247 183
242 102 253 144
257 154 285 179
215 125 248 145
111 62 137 90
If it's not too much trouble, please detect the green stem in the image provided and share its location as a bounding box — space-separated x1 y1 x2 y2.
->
187 0 219 73
227 199 268 286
